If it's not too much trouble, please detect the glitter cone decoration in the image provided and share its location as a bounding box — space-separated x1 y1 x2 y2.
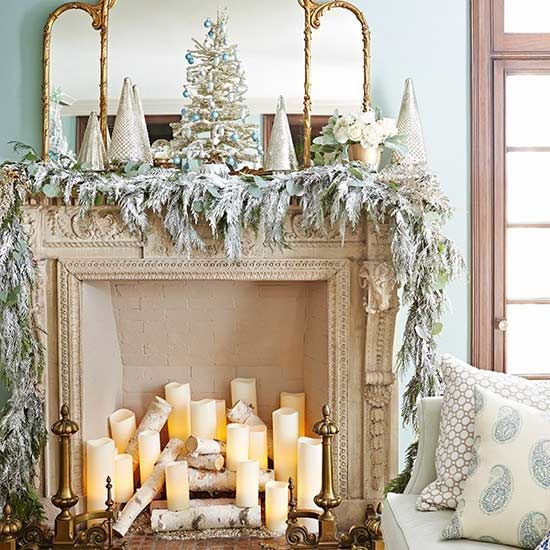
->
170 9 262 170
77 112 107 171
49 87 70 159
133 85 153 165
109 77 150 164
393 78 428 165
264 96 298 172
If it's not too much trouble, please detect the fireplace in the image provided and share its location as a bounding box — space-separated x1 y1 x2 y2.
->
27 205 399 528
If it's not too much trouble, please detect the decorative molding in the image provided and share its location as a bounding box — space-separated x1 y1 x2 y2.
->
57 258 353 497
359 260 398 314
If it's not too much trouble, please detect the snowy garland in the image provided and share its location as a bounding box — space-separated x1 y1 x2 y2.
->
0 146 463 518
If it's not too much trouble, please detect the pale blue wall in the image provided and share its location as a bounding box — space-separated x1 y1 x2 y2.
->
0 0 471 466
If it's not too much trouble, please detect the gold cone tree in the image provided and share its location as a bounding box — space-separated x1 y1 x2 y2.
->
170 9 262 170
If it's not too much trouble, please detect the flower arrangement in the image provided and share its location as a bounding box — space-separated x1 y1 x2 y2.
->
312 109 404 166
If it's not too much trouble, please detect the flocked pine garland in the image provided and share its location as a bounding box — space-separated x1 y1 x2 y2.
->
0 144 463 518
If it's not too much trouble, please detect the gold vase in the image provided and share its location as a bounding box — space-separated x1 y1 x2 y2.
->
348 143 381 171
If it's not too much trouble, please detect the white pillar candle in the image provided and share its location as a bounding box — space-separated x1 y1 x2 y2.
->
109 409 136 454
165 460 190 512
190 399 217 440
138 430 161 484
297 436 323 532
231 378 258 411
236 460 260 508
114 453 134 504
165 382 191 442
280 392 306 436
86 437 116 513
226 423 249 471
272 407 299 483
265 480 289 533
215 399 227 441
249 425 268 470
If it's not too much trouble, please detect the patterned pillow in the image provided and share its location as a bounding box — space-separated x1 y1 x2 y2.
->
441 386 550 549
537 532 550 550
418 355 550 511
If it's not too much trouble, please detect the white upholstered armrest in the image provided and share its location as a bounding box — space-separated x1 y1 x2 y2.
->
404 397 443 495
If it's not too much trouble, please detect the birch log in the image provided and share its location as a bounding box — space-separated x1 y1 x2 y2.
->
227 401 266 426
151 499 261 532
125 396 172 468
188 467 274 493
113 438 184 536
185 436 226 455
186 453 224 471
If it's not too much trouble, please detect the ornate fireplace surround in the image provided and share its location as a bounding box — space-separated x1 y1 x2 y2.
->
25 203 399 526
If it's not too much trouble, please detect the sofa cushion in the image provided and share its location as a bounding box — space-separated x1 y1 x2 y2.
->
418 355 550 511
441 387 550 549
383 493 517 550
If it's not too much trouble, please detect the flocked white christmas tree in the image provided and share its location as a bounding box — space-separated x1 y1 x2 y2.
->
170 9 262 170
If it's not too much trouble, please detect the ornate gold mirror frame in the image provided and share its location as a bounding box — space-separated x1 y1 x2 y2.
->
42 0 371 166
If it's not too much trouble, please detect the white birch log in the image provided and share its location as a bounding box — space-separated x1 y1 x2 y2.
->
113 438 184 536
125 396 172 468
227 400 266 426
188 467 274 493
151 499 262 532
186 453 225 471
185 436 226 455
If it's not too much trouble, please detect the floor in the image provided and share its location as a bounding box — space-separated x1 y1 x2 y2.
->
123 534 285 549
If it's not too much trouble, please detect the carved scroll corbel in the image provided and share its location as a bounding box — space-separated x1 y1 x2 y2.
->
359 260 399 314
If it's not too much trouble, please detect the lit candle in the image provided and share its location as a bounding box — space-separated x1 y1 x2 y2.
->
280 392 306 436
165 461 190 511
272 407 299 482
114 453 134 503
297 436 322 532
215 399 227 441
86 437 116 512
165 382 191 442
265 480 289 533
190 399 217 439
226 423 249 471
138 430 161 484
109 409 136 453
236 460 260 508
249 425 268 470
231 378 257 411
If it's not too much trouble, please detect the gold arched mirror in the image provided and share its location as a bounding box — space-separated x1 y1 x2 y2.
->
43 0 370 166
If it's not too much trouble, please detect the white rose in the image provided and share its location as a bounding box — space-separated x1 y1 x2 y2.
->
348 123 363 142
361 125 383 148
342 113 356 126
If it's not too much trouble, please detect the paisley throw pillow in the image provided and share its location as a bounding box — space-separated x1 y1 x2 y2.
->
441 386 550 549
418 355 550 511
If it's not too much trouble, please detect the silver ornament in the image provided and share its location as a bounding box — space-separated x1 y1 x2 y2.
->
133 84 153 165
393 78 428 165
77 111 107 171
264 95 298 172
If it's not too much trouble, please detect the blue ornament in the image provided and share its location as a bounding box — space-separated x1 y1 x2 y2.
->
173 156 182 166
186 54 195 65
191 114 200 122
208 30 215 39
252 131 259 142
182 88 190 98
230 132 239 142
204 18 212 28
180 107 187 115
226 156 236 166
211 110 219 120
184 161 190 171
222 53 230 62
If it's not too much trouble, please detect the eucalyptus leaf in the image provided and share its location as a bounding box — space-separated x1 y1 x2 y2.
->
42 183 61 198
247 185 264 199
138 163 151 176
431 322 444 336
206 185 222 198
253 175 269 189
192 200 204 213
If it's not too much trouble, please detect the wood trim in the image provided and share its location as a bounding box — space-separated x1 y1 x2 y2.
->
471 0 495 370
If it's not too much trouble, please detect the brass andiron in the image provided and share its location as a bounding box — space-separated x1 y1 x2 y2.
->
12 405 125 549
262 405 383 550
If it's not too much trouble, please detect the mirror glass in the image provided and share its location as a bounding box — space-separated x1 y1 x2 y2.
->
50 10 101 156
49 0 366 155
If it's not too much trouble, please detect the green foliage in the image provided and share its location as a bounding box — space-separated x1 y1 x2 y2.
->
385 441 418 495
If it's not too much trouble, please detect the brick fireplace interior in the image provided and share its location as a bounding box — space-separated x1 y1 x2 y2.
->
80 280 329 445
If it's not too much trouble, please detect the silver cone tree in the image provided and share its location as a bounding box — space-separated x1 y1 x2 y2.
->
77 112 107 171
393 78 428 165
109 77 148 164
133 85 153 165
264 96 298 172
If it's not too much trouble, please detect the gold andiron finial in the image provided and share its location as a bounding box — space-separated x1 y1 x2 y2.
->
262 404 383 549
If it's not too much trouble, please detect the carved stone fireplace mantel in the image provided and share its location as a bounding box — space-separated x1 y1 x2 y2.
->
27 204 399 527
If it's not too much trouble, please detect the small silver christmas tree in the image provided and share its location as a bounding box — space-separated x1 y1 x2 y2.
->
170 9 262 170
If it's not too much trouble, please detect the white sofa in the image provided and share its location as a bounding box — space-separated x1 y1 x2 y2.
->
381 397 516 550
